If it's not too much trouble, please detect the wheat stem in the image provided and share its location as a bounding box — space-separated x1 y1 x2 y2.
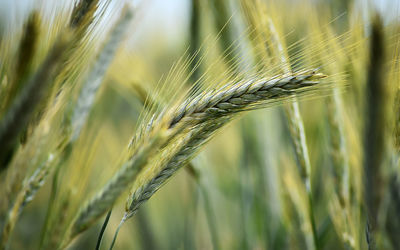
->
108 214 127 250
189 0 201 83
95 209 112 250
363 15 387 250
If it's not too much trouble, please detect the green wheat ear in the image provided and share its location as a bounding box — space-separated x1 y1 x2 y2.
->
0 32 70 171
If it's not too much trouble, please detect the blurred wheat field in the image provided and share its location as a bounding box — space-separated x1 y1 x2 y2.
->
0 0 399 249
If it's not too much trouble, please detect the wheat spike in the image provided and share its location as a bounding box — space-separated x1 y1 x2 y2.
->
62 126 169 248
2 12 40 111
125 69 326 218
0 154 55 249
71 5 133 142
170 70 324 127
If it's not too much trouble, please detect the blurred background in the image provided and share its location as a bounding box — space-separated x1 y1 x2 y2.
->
1 0 399 249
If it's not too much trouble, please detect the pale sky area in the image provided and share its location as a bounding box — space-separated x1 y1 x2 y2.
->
0 0 398 49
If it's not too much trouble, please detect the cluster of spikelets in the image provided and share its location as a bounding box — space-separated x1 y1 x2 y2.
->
0 0 400 249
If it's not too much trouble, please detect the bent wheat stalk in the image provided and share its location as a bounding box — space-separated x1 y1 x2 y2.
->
103 70 326 248
124 69 326 219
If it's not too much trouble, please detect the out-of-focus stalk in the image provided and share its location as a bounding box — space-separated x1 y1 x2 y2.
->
363 15 387 250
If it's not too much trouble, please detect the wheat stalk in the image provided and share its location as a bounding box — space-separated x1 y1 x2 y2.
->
254 10 319 248
363 15 387 250
325 63 354 248
95 70 326 249
271 28 320 250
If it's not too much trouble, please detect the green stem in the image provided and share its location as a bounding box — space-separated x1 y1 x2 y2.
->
109 214 126 250
96 209 112 250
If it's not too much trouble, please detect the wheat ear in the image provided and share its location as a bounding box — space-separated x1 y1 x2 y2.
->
327 79 350 203
0 154 55 249
3 12 39 110
124 70 326 219
0 33 70 171
71 5 133 142
322 49 353 247
0 33 70 249
61 125 171 248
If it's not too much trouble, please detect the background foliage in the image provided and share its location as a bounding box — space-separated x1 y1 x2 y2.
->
0 0 400 249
